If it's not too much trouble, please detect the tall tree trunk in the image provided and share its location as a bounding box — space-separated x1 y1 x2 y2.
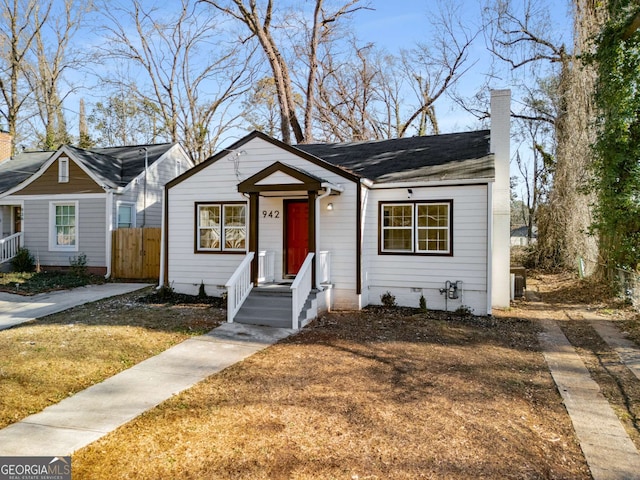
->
536 0 606 274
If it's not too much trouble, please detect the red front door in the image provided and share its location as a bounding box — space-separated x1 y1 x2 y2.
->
285 200 309 276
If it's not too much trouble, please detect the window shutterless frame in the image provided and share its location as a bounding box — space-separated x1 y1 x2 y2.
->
378 200 453 256
194 201 247 253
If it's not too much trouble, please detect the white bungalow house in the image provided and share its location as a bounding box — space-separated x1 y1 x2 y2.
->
162 90 511 328
0 140 193 275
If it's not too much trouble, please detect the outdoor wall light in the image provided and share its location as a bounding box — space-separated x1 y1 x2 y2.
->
327 203 334 211
407 188 413 199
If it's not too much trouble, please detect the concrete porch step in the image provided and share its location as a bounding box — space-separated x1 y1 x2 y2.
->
234 290 292 328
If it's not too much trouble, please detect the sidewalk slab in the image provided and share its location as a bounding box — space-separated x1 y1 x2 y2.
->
539 319 640 480
0 323 293 456
588 316 640 382
0 283 151 330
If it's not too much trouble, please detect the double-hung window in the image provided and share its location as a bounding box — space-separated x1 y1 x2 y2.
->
49 201 78 251
380 201 452 255
196 202 246 252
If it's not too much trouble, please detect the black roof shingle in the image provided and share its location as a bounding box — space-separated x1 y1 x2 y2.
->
297 130 493 183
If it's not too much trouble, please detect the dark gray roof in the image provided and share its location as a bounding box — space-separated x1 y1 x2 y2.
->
0 151 54 194
0 143 176 195
297 130 493 184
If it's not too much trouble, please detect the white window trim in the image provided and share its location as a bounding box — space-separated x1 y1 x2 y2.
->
49 201 79 252
58 158 69 183
117 201 136 228
380 201 452 255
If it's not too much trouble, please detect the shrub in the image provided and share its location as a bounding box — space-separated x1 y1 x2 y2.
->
419 294 427 312
198 281 207 299
380 291 397 308
11 248 35 273
455 305 474 316
69 253 88 278
157 283 175 302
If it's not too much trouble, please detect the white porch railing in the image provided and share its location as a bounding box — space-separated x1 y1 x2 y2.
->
291 252 314 330
258 250 275 283
317 251 331 284
0 232 23 264
225 252 255 323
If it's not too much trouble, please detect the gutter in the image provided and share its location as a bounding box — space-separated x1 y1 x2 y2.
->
369 178 493 189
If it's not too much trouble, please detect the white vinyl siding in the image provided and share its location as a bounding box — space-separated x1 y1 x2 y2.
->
363 185 489 314
167 136 359 307
112 145 193 228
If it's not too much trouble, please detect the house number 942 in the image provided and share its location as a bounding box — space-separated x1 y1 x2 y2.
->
262 210 280 219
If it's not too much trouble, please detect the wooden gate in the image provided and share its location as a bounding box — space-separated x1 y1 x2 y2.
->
111 228 161 279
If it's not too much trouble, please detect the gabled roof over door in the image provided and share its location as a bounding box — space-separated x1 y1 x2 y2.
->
238 161 343 195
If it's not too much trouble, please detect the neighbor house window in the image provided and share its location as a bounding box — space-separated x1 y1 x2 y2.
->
196 202 246 252
58 158 69 183
117 202 136 228
49 201 78 251
380 201 452 255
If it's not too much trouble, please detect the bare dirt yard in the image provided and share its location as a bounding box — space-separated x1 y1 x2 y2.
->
3 273 639 479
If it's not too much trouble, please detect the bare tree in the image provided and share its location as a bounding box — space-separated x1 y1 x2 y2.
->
395 4 478 138
25 0 92 149
202 0 369 144
98 0 255 162
314 41 386 141
0 0 52 152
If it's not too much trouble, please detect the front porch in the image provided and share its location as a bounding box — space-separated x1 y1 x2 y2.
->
223 161 340 329
226 250 332 329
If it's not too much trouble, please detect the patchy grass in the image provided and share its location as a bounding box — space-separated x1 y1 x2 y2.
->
72 308 589 479
0 271 106 295
0 288 224 429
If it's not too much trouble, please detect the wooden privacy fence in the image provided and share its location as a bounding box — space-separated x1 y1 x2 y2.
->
112 228 161 280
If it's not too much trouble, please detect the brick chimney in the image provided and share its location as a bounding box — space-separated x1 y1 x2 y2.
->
0 131 12 161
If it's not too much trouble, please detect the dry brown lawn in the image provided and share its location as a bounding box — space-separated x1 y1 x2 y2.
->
5 273 640 478
0 287 224 428
72 305 591 479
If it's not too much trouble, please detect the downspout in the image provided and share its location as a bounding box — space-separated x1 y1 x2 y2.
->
158 187 166 289
139 147 148 228
315 187 332 289
105 187 114 279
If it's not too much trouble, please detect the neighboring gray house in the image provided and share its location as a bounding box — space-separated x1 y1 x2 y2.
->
0 142 193 275
162 90 511 329
511 225 537 246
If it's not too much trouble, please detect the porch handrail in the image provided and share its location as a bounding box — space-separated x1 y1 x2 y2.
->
225 252 255 323
258 250 275 283
0 232 23 264
290 252 314 330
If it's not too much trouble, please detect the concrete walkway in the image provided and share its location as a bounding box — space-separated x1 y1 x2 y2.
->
0 322 293 456
0 283 152 330
539 316 640 480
